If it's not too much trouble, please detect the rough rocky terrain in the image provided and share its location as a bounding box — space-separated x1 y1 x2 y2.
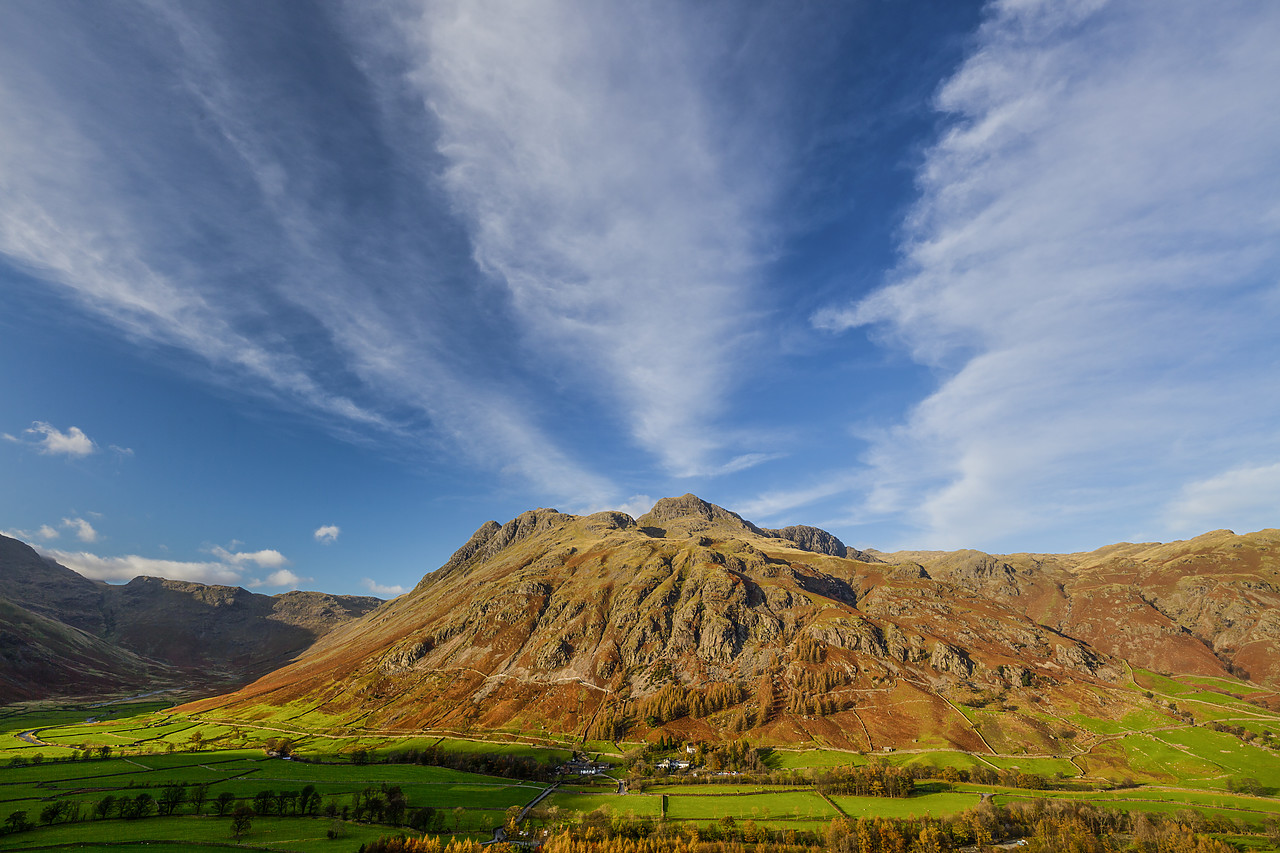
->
182 495 1279 753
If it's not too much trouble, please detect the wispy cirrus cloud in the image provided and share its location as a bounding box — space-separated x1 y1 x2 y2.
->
0 3 618 508
396 0 778 477
1164 462 1280 536
817 1 1280 549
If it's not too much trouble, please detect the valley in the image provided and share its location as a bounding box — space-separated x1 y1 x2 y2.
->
2 496 1279 850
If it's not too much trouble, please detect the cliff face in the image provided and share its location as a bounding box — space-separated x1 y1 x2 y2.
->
184 495 1280 753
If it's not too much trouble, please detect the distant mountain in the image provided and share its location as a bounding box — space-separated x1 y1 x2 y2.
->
0 597 164 701
0 534 382 700
181 495 1280 754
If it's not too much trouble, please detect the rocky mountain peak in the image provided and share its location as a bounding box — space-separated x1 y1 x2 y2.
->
636 494 762 536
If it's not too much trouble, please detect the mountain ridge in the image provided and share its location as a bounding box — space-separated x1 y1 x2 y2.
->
0 534 382 699
180 495 1280 760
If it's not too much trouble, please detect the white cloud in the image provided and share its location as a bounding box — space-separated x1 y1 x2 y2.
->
362 577 406 597
313 524 340 544
736 474 862 524
109 445 134 456
817 2 1280 549
61 516 98 543
210 545 289 568
36 524 59 540
248 569 308 590
401 0 774 477
24 422 96 457
46 537 303 588
1164 462 1280 536
0 7 623 510
47 549 243 585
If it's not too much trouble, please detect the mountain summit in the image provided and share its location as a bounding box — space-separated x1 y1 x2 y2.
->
183 497 1280 752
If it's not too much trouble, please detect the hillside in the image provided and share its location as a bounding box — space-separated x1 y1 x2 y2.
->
0 534 383 699
181 495 1280 754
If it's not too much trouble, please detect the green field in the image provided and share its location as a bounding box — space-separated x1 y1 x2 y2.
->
664 790 837 822
831 791 979 818
3 692 1280 850
0 814 398 852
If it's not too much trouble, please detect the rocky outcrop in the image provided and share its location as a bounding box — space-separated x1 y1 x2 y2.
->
762 525 848 557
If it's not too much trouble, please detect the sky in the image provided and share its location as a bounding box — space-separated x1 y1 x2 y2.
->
2 0 1279 598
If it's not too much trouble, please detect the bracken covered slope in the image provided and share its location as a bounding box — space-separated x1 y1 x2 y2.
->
185 496 1278 752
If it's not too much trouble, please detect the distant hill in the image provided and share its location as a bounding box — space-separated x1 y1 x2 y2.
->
0 534 382 700
182 494 1280 754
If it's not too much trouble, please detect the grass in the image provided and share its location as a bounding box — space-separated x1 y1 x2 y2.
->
830 792 980 818
0 815 403 852
768 748 862 769
547 792 663 817
1150 728 1280 790
664 790 837 822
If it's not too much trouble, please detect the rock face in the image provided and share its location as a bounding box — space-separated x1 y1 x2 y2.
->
182 495 1276 754
0 534 382 700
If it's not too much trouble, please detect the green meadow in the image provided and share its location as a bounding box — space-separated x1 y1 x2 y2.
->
2 676 1279 851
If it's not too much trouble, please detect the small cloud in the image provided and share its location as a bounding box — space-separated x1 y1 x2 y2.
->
62 517 98 543
2 433 18 443
313 524 340 544
249 569 308 590
27 422 96 457
36 524 60 540
362 578 406 598
109 445 134 456
210 545 289 568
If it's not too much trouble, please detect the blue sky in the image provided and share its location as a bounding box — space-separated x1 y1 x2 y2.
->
2 1 1279 597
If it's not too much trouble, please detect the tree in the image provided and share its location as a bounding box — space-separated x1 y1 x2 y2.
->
158 785 186 816
95 795 116 820
253 790 275 817
214 792 236 816
189 783 209 815
4 811 31 834
300 785 319 816
230 805 253 840
409 807 436 832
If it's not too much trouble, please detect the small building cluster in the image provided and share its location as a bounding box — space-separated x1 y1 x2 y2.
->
560 757 610 776
655 757 691 772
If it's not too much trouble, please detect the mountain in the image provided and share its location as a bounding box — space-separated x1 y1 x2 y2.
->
181 495 1280 754
0 534 383 699
0 597 165 702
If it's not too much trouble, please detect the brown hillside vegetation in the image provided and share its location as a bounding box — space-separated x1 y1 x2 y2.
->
181 495 1280 750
